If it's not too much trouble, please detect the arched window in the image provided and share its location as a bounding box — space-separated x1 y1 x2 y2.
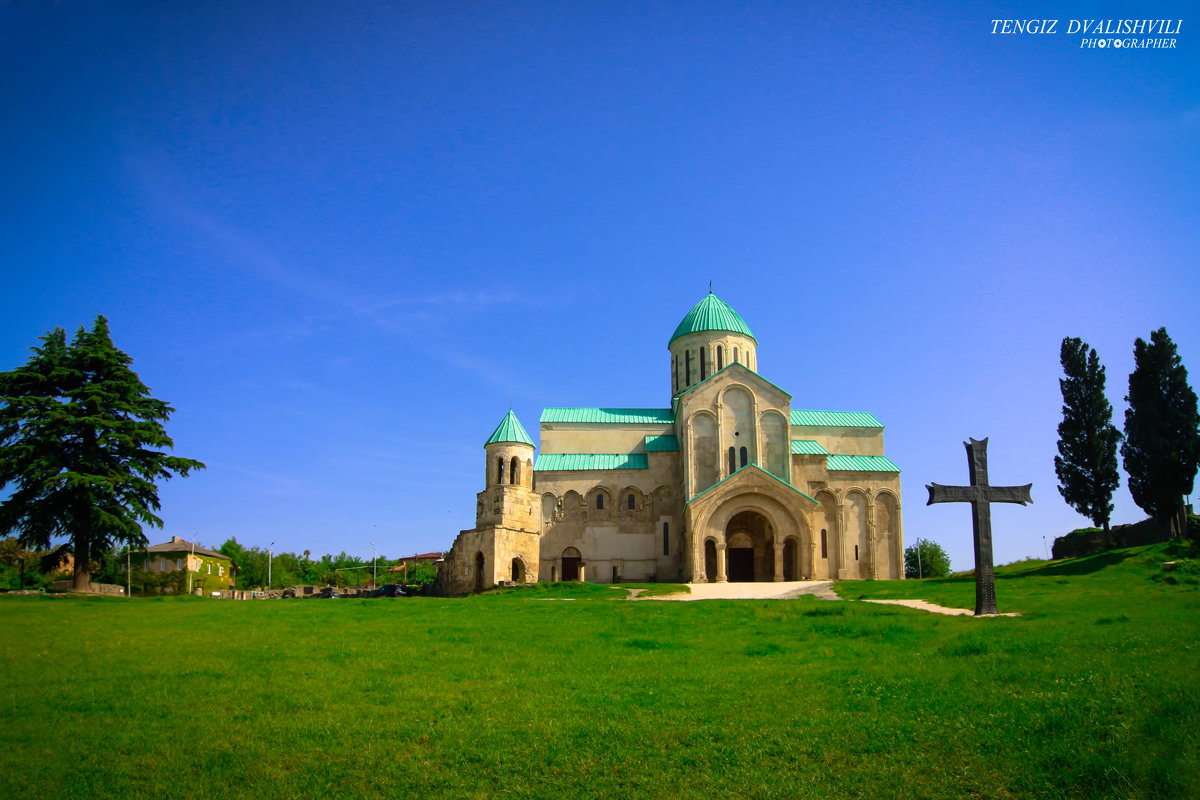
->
627 494 635 510
672 354 677 394
717 346 724 370
685 351 691 386
596 493 604 510
821 529 828 558
855 544 860 561
510 456 519 485
663 522 670 556
497 457 505 485
733 346 739 363
739 446 748 468
728 446 736 475
700 347 707 380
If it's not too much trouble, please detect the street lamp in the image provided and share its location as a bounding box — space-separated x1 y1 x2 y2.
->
370 541 377 590
267 541 275 592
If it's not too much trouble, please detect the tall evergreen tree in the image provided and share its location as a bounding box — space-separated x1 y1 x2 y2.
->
1054 337 1122 534
0 317 204 590
1121 328 1200 539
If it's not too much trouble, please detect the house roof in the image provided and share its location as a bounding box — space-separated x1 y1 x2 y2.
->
540 408 675 424
484 409 534 446
670 292 756 345
789 409 884 428
140 538 230 560
534 453 650 471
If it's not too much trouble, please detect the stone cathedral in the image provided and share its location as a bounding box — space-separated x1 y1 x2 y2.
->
437 292 904 594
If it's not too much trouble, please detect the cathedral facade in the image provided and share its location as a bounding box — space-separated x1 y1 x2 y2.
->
438 293 904 594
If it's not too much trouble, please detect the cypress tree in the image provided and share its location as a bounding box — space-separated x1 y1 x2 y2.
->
1121 328 1200 539
1054 337 1122 535
0 317 204 590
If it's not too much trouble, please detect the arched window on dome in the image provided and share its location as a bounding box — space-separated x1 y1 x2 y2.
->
733 346 739 364
496 457 505 486
672 354 678 394
717 346 724 370
510 456 520 485
685 351 691 386
700 347 707 380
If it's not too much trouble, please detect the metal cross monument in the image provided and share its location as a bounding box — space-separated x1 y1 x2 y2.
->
926 438 1032 616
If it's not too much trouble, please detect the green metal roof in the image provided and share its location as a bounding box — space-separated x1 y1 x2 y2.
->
790 439 830 455
825 454 900 472
789 409 884 428
484 409 534 446
669 292 756 345
534 453 649 471
540 408 675 424
645 434 680 452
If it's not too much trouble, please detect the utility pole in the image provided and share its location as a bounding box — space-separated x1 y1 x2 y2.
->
267 541 275 592
370 541 377 590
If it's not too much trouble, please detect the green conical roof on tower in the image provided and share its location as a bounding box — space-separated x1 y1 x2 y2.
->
484 409 534 447
669 292 756 345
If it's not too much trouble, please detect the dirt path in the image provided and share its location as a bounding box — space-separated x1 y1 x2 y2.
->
632 583 1019 616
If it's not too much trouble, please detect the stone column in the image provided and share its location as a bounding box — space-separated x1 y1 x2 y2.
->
773 542 784 582
867 498 878 580
716 543 728 583
836 502 848 579
578 564 586 583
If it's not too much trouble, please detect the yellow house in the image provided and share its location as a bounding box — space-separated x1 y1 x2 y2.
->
134 536 236 591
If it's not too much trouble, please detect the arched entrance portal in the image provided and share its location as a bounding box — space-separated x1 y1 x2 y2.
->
511 557 525 583
725 510 774 582
561 547 582 582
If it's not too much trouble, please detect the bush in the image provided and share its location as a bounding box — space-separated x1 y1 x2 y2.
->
905 538 951 579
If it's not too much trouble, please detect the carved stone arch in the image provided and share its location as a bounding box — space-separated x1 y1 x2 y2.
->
719 385 756 470
759 409 788 479
619 485 645 513
814 489 839 578
586 486 612 517
873 490 900 579
844 488 871 578
650 485 674 517
688 410 719 494
541 493 559 528
562 490 584 519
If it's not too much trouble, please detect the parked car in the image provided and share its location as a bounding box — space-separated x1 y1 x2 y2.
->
372 584 407 597
313 587 341 599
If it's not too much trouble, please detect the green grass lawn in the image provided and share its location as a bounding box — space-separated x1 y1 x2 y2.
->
2 543 1198 799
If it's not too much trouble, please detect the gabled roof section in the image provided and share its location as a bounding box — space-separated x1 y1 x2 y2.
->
669 292 756 345
672 362 791 406
790 409 884 428
534 453 649 471
484 409 534 446
540 408 674 424
826 454 900 473
645 434 680 452
791 439 830 455
686 463 818 507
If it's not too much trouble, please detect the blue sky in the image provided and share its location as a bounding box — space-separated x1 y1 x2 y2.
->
2 1 1197 571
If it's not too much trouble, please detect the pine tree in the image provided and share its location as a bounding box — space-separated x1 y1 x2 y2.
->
1054 337 1122 534
0 316 204 590
1121 328 1200 539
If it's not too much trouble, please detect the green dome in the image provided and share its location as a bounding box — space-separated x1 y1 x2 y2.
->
669 292 756 345
484 409 534 447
